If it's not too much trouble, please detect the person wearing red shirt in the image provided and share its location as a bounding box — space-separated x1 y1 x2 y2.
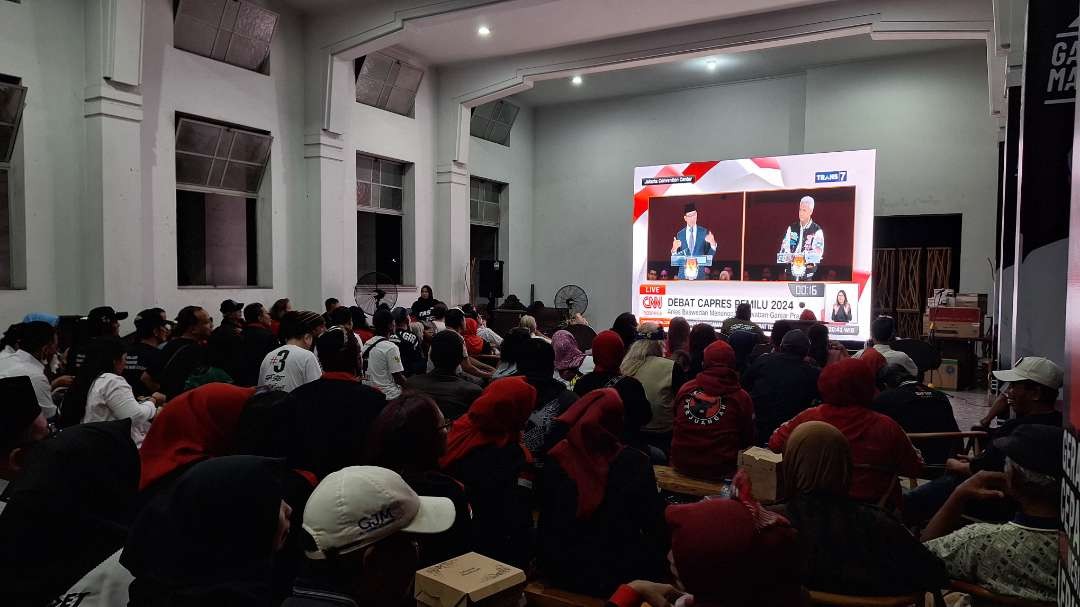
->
670 340 754 480
769 357 922 508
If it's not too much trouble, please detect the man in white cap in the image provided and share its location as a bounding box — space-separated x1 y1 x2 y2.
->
282 466 456 606
778 195 824 280
904 356 1063 524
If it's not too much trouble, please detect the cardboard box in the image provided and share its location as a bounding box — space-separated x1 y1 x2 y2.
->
954 293 988 315
923 312 982 339
415 552 526 607
925 358 958 390
737 447 783 503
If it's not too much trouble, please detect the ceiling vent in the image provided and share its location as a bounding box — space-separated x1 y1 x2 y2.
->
470 99 519 146
174 0 278 73
354 52 424 117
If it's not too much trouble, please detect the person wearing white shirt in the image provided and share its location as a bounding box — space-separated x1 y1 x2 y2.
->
852 316 919 377
362 309 406 399
60 337 161 447
259 310 326 392
0 321 59 419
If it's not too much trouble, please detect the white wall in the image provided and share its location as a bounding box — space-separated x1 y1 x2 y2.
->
803 46 1000 296
0 0 86 323
532 46 999 327
469 104 535 301
532 75 807 325
346 53 438 306
140 0 309 320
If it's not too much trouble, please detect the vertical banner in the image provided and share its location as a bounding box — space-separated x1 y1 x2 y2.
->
1013 4 1077 369
1053 5 1080 605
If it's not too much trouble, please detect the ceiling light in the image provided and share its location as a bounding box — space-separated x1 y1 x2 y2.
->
705 58 719 71
477 25 491 37
571 75 583 86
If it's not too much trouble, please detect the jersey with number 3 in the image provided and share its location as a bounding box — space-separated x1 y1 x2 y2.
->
258 344 322 393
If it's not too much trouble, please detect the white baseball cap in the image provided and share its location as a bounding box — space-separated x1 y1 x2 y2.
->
302 466 456 559
992 357 1064 390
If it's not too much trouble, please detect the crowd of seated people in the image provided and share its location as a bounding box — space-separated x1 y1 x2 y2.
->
0 293 1063 607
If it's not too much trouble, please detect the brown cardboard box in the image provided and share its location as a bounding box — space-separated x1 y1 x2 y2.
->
737 447 783 503
415 552 526 607
922 313 981 339
924 358 959 390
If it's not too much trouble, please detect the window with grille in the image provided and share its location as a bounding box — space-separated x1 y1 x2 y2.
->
0 74 25 289
175 115 271 197
354 52 424 117
356 154 405 213
174 0 278 74
470 100 519 147
470 177 503 227
175 114 269 287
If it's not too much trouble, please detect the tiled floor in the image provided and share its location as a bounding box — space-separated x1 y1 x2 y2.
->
945 388 994 430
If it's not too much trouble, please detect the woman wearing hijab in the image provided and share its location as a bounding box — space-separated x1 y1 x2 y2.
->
610 313 638 349
768 358 923 508
684 323 718 379
574 330 653 456
538 389 668 596
462 317 488 356
138 383 256 496
670 340 754 481
648 472 804 607
440 377 537 567
366 393 472 567
121 456 293 607
552 329 588 387
768 422 946 595
411 285 437 318
0 420 140 606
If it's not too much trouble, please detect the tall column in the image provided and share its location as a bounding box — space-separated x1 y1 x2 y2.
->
434 161 471 305
82 0 145 310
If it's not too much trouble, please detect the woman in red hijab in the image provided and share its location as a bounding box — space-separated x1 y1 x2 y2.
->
605 471 804 607
670 340 755 480
440 377 537 567
768 358 923 508
537 388 668 596
461 318 487 357
572 330 654 457
138 383 256 493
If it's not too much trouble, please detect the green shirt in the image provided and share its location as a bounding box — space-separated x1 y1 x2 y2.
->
924 519 1057 603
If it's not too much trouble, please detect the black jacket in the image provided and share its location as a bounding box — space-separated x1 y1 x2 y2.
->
741 352 820 445
873 381 961 465
403 470 474 567
235 324 279 387
281 378 387 479
769 494 947 596
574 373 653 452
537 449 668 597
444 443 533 568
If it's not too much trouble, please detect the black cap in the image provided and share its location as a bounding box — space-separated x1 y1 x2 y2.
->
87 306 128 324
993 424 1064 477
780 329 811 356
684 203 697 215
220 299 244 314
0 376 42 450
133 309 172 330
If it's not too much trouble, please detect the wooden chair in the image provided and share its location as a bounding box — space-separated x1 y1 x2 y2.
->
653 465 727 498
524 582 606 607
808 589 926 606
945 580 1055 607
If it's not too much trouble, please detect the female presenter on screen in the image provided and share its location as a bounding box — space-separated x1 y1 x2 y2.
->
831 291 852 323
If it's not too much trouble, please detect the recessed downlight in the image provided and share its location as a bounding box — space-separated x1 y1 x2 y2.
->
477 25 491 37
571 75 583 86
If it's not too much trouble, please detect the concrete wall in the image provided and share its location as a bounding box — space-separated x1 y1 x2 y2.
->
468 104 535 302
0 0 86 319
532 46 999 326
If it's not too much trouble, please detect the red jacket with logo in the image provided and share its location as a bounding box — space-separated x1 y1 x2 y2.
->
670 379 755 480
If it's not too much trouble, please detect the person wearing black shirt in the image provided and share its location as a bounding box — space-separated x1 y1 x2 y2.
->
873 364 961 465
69 306 127 374
123 309 172 398
211 300 244 380
389 307 424 375
235 303 279 387
740 329 820 446
159 306 213 401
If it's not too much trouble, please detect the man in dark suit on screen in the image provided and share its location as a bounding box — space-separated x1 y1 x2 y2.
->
670 203 716 279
